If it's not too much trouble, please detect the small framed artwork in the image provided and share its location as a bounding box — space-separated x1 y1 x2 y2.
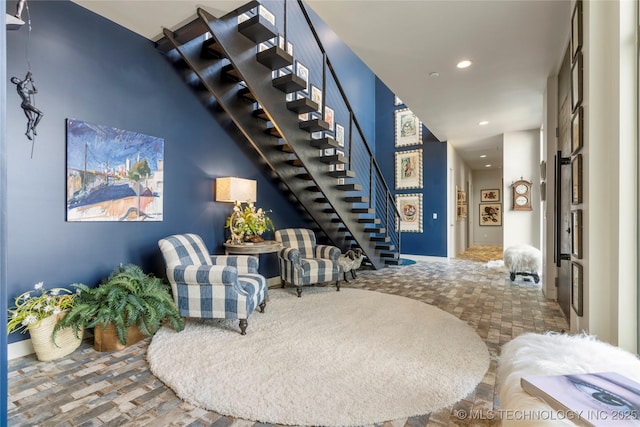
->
335 124 345 147
311 85 322 112
571 0 582 60
395 149 423 190
479 203 502 226
571 106 583 154
295 61 309 93
396 193 422 233
394 95 403 106
480 189 500 202
571 154 583 204
571 209 583 259
571 50 583 112
324 106 334 131
394 108 422 147
258 5 276 25
571 261 583 316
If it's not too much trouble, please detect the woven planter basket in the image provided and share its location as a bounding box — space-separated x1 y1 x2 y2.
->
29 311 83 362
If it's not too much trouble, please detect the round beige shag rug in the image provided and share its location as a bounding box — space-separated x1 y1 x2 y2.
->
147 287 489 426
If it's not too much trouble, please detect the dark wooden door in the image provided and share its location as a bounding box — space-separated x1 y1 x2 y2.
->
556 45 572 318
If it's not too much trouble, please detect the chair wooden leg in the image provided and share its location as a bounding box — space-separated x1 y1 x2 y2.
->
239 319 248 335
259 301 266 313
336 280 340 291
296 286 302 297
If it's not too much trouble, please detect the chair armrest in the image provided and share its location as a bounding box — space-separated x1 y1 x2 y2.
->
210 255 259 274
278 247 301 263
315 245 341 262
168 264 238 286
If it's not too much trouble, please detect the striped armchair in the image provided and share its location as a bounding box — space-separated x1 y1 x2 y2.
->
274 228 341 297
158 233 267 335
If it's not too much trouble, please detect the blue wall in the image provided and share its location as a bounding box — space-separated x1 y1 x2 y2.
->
375 79 448 257
4 0 308 344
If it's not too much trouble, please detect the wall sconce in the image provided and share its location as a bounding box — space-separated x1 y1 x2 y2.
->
215 177 257 203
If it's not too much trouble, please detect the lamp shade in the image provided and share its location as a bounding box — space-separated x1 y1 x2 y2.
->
215 177 257 203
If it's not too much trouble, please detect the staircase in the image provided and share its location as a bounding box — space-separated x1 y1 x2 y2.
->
156 0 400 269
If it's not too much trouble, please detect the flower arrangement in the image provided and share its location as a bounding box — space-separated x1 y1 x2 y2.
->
7 281 77 334
225 201 274 244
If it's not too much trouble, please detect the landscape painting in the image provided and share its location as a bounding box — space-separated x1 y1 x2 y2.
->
66 119 164 222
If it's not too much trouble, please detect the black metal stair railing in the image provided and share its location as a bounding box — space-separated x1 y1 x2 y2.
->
156 0 401 267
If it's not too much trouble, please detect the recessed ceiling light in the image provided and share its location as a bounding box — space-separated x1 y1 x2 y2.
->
456 60 472 69
478 120 489 126
480 154 487 158
485 164 492 168
429 72 440 78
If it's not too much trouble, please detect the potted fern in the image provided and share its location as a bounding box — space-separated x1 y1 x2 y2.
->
54 264 184 352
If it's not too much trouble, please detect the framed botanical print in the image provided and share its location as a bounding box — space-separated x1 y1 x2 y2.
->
571 154 583 204
324 106 334 131
311 85 322 112
571 0 582 60
396 193 422 232
571 50 583 112
335 123 345 147
479 203 502 226
295 61 309 93
395 149 422 190
480 189 500 202
571 209 582 259
394 108 422 147
571 261 583 316
571 106 583 154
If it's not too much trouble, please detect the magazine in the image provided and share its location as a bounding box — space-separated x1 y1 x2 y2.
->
521 372 640 426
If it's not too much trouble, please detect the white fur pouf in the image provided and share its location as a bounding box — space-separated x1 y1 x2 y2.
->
497 332 640 426
503 244 542 283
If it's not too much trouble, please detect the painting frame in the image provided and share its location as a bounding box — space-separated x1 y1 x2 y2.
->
571 209 583 259
66 118 164 222
324 106 335 132
480 189 500 202
394 149 423 190
394 108 422 147
571 261 583 316
479 203 502 226
571 106 583 155
396 193 423 233
571 0 583 61
295 60 309 93
571 154 583 205
571 50 583 112
311 85 322 113
335 123 345 147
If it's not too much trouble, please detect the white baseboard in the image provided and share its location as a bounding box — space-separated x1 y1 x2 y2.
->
400 254 449 263
8 339 35 360
267 276 281 288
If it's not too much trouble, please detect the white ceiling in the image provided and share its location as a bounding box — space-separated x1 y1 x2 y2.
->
72 0 572 170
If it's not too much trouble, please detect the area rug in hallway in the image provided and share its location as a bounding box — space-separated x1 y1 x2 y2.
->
146 288 490 426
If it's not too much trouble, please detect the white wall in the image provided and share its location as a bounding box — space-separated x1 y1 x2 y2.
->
472 169 503 246
503 130 542 250
447 144 473 258
583 0 637 352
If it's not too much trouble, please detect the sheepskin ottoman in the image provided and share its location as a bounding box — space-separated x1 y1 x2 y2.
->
497 332 640 426
503 244 542 283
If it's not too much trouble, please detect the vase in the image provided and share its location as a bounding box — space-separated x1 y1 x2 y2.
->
29 311 84 362
93 322 147 352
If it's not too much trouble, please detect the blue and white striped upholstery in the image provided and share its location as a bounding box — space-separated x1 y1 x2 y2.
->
274 229 340 296
158 234 267 334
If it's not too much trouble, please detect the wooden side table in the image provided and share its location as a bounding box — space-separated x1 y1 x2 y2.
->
224 240 282 255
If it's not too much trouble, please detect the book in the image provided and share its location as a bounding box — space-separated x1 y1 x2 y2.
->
521 372 640 426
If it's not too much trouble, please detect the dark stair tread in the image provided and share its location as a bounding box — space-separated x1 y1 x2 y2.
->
277 144 294 153
337 184 363 191
330 218 343 223
345 196 368 203
256 46 293 70
319 154 347 165
322 208 336 213
385 258 402 265
380 252 399 258
237 87 256 102
297 173 313 180
358 218 381 224
305 186 320 192
237 14 277 43
352 207 374 214
310 137 339 150
287 97 319 114
288 158 304 167
365 227 387 233
370 236 391 242
201 38 225 59
375 243 395 251
252 108 270 121
264 127 282 138
314 197 328 203
327 170 356 179
272 73 307 93
222 63 243 82
344 235 356 241
299 118 330 133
